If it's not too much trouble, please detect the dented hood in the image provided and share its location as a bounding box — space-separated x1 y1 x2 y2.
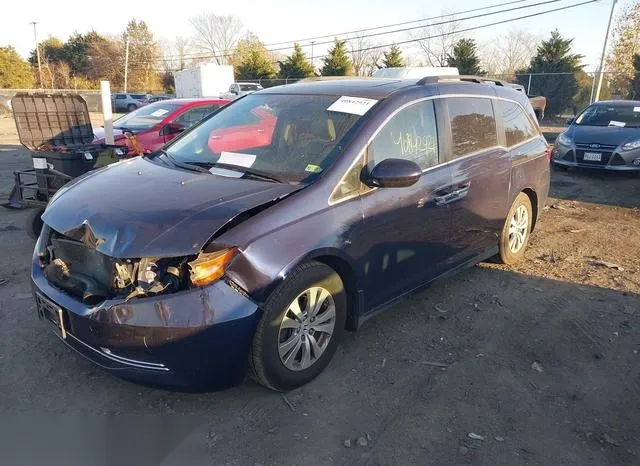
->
42 157 300 258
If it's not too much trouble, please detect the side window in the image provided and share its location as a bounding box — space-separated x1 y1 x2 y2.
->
115 94 126 100
369 100 439 170
500 100 538 147
174 106 215 128
446 97 498 158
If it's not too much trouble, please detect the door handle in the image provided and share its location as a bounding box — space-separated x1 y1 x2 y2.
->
433 183 470 206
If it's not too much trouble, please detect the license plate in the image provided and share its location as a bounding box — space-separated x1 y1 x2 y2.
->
583 152 602 161
35 293 67 339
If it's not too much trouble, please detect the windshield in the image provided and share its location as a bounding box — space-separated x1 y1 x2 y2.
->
113 102 180 131
575 104 640 128
164 94 365 184
240 84 260 91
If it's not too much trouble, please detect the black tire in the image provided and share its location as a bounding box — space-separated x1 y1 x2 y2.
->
127 104 137 112
26 207 45 240
498 193 533 265
249 261 347 391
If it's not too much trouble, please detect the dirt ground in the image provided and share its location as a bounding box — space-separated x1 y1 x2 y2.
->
0 115 639 466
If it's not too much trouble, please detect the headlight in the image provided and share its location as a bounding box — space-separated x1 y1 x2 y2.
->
188 248 238 287
556 132 573 146
621 139 640 151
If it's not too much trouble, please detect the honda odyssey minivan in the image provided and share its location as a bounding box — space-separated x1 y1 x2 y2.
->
31 76 550 391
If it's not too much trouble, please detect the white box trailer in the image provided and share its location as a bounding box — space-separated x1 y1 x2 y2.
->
372 67 459 79
173 63 235 98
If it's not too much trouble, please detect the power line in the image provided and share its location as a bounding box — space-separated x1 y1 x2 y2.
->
257 0 538 47
151 0 600 70
146 0 573 64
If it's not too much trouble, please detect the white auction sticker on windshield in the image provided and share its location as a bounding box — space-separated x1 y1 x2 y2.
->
218 151 256 167
634 107 640 112
327 96 378 115
609 120 626 127
150 109 169 117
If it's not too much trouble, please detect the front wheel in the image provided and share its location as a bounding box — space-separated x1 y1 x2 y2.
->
249 261 346 391
127 103 137 112
26 207 45 240
498 193 533 265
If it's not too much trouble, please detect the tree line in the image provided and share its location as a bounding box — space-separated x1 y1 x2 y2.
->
1 3 639 115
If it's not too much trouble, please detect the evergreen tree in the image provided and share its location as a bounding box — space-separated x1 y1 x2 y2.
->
0 46 33 88
234 33 276 80
321 39 353 76
380 44 404 68
447 38 484 75
123 20 162 91
518 30 583 116
278 43 315 79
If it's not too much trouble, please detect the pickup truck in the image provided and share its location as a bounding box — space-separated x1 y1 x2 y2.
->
506 82 547 121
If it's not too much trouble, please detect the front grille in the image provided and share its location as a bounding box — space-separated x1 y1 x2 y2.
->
575 142 617 151
43 230 118 303
576 150 613 165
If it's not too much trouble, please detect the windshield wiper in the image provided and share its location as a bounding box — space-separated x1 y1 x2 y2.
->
207 162 283 183
157 150 210 174
182 161 283 183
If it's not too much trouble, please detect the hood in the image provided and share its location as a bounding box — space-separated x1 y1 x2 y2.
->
92 127 124 142
42 157 300 258
570 124 640 147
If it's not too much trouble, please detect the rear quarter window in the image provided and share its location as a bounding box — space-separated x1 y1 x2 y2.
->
499 100 539 147
446 97 498 158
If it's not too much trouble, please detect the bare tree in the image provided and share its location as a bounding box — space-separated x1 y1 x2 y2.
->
160 36 192 72
189 14 243 65
480 29 541 76
411 12 462 66
348 33 383 76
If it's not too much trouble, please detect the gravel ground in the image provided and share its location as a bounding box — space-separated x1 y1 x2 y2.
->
0 115 639 465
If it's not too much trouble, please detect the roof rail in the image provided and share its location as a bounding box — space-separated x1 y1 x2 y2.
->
417 75 508 87
297 76 361 83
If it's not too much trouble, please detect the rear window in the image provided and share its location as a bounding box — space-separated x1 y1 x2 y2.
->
446 97 497 158
131 94 147 100
499 100 538 147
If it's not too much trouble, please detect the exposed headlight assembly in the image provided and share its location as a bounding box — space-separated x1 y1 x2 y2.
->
621 139 640 151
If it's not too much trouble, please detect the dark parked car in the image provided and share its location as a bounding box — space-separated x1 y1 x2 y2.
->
552 100 640 172
31 76 550 391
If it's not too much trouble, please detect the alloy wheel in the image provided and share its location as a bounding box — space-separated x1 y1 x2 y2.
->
278 286 336 371
508 205 529 253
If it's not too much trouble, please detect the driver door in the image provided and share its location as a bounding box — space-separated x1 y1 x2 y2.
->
358 99 455 311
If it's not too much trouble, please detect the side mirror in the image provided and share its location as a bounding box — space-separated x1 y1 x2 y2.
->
161 122 185 136
366 158 422 188
565 117 575 125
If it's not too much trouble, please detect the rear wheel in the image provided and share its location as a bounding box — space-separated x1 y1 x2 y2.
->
498 193 533 265
26 207 45 240
127 103 137 112
249 261 346 391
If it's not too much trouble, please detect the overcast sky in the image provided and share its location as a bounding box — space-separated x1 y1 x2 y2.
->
1 0 623 71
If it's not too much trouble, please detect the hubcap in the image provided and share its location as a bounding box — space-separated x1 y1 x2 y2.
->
508 205 529 253
278 286 336 371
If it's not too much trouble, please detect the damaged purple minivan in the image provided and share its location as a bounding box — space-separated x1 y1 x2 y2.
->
31 77 550 391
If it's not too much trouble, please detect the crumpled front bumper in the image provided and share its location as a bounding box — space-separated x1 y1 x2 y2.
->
31 247 261 391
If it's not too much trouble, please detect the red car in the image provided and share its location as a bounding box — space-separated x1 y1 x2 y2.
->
93 98 230 155
208 106 278 153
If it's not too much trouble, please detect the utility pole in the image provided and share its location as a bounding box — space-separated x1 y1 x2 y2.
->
30 21 43 88
124 36 130 93
594 0 617 102
310 41 316 70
